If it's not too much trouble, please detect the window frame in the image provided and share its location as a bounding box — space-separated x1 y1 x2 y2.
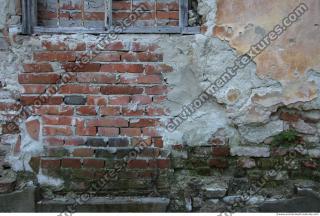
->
21 0 200 35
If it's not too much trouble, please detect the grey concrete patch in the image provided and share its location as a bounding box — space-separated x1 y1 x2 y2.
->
0 37 8 50
0 187 35 212
259 191 320 212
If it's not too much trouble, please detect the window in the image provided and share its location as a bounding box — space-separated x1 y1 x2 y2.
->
21 0 200 34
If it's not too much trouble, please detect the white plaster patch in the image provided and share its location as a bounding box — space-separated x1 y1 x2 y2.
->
230 146 270 157
37 171 64 187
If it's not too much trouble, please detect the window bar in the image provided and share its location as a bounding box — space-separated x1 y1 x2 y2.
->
154 0 158 27
22 0 37 34
57 0 60 27
81 0 85 27
130 0 133 27
105 0 112 29
179 0 188 32
104 0 108 29
108 0 113 29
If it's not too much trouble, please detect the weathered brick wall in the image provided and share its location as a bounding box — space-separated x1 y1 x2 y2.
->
18 37 172 195
0 0 320 213
38 0 179 28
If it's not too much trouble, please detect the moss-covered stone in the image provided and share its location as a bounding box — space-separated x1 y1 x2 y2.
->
271 130 300 147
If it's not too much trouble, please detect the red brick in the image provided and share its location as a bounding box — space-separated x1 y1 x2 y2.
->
43 126 73 136
60 2 82 10
280 112 300 122
76 73 116 84
100 106 121 116
42 41 86 51
63 63 101 72
119 74 139 84
64 137 85 146
93 52 121 62
131 42 159 52
149 159 170 169
22 84 47 94
146 107 168 116
25 119 40 141
87 118 128 127
145 64 173 74
108 96 130 105
75 119 97 136
101 86 143 95
97 127 119 136
34 105 73 116
120 128 141 136
43 137 64 146
76 127 97 136
212 146 230 157
131 95 152 105
73 148 94 157
112 1 131 10
87 96 108 105
100 64 144 73
128 159 148 169
131 137 152 147
122 108 145 116
42 115 73 125
20 96 63 106
23 63 53 73
83 159 105 168
34 51 76 62
156 1 179 10
60 84 100 94
137 75 162 84
121 52 163 62
209 159 229 169
61 158 81 168
157 11 179 19
302 160 318 169
99 41 126 51
130 119 159 127
153 95 167 103
76 106 97 116
145 86 167 95
41 159 61 169
113 11 156 20
38 10 58 20
18 73 60 84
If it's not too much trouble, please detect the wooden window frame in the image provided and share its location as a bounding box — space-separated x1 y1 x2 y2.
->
21 0 199 35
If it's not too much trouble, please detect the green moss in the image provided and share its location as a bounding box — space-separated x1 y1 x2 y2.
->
271 129 299 147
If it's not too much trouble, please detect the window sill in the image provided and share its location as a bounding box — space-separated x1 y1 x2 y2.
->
10 25 200 35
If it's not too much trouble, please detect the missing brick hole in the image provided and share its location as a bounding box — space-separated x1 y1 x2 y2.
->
188 0 202 27
2 164 11 170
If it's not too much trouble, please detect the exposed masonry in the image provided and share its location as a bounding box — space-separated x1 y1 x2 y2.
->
0 0 320 212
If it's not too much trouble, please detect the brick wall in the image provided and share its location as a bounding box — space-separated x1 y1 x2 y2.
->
37 0 180 28
18 38 172 195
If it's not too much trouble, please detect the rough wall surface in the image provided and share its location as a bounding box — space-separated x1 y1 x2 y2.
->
0 0 319 213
